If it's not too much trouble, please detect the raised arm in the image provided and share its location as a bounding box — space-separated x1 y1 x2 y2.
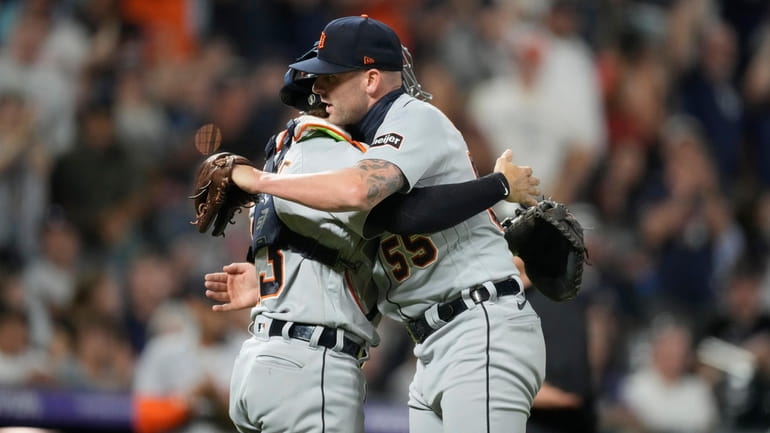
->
232 149 538 218
366 149 540 236
232 158 406 212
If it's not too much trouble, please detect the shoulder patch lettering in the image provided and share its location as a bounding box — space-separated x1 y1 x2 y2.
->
372 133 403 149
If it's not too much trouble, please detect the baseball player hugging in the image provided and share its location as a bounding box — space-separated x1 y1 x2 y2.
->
253 15 547 433
195 14 553 433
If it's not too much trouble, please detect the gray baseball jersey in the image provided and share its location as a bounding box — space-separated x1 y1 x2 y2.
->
248 118 379 346
367 94 524 317
228 116 377 433
364 94 546 433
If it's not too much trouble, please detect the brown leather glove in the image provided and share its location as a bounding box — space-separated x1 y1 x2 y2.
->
189 152 256 237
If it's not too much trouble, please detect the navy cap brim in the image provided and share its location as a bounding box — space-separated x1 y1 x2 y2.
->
289 56 360 75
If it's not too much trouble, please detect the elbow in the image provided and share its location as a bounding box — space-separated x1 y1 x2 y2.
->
342 182 376 211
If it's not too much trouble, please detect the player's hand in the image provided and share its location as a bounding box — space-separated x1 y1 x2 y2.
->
533 382 583 409
204 262 260 312
494 149 540 206
231 164 263 194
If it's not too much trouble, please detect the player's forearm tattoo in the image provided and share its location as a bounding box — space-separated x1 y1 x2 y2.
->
356 159 406 206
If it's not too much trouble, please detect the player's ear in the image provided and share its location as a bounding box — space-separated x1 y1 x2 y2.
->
363 69 380 95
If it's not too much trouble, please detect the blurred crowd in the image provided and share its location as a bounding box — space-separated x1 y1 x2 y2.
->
0 0 769 432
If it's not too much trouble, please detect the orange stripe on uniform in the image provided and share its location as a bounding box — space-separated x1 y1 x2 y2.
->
292 123 367 153
344 271 365 314
275 130 289 152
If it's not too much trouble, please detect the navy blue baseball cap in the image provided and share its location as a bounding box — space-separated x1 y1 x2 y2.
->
289 15 403 74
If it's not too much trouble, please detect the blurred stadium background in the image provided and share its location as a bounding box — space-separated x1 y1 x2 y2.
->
0 0 769 432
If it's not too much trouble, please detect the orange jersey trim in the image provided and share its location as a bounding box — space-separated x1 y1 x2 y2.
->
344 271 365 314
292 123 367 153
274 130 289 152
256 249 286 303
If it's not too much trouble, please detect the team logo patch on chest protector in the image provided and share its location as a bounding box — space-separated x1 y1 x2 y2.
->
372 133 403 148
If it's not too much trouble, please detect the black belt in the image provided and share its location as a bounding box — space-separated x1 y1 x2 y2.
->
268 319 366 360
406 279 521 344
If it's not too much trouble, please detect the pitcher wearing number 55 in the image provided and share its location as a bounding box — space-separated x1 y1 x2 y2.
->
229 15 546 433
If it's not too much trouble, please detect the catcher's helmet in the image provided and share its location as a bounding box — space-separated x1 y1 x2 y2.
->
279 42 324 112
279 70 322 112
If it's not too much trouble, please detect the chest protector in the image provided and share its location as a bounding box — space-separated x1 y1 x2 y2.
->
247 117 365 270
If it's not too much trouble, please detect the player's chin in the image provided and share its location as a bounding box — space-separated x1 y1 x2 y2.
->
327 110 344 125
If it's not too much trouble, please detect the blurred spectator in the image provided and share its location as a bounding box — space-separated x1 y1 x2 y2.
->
73 0 143 105
538 0 606 203
70 268 124 320
637 115 745 320
589 142 648 227
742 25 770 189
209 58 286 162
0 307 53 386
468 6 604 213
599 5 669 152
697 258 770 431
148 37 236 157
45 318 75 386
616 315 719 433
0 266 25 312
123 250 182 353
208 0 328 63
0 90 48 260
664 0 714 76
58 314 134 391
717 0 770 82
133 288 242 433
584 150 654 324
113 66 172 172
528 288 597 433
0 8 79 155
22 215 81 348
0 0 89 78
120 0 201 64
427 1 513 90
759 192 770 309
678 19 744 190
49 102 144 253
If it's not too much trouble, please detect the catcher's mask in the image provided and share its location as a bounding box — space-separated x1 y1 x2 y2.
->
279 42 325 113
401 45 432 101
279 69 323 112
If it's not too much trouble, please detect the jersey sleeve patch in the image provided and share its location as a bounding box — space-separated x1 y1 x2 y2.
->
372 132 404 149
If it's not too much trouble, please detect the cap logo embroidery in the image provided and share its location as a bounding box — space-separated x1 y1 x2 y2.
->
363 56 375 65
318 32 326 49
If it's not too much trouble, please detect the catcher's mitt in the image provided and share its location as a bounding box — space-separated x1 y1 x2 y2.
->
502 200 587 302
189 152 256 237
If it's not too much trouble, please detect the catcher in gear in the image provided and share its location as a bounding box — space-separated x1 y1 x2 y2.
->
189 152 256 237
502 199 588 302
